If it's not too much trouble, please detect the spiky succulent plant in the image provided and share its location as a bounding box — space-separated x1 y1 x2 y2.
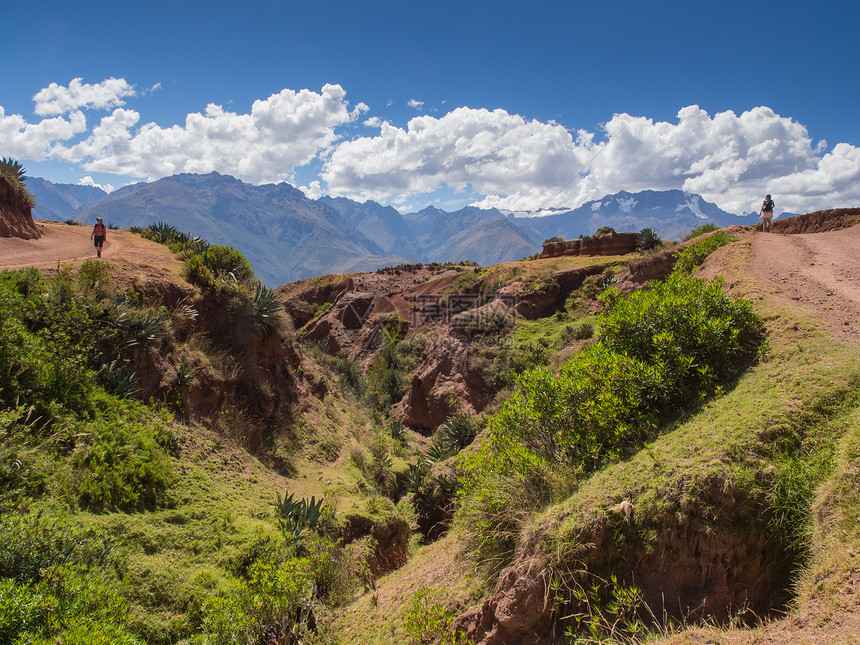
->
0 157 28 184
636 227 661 251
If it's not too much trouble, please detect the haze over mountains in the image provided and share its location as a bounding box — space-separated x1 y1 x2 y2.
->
28 173 757 286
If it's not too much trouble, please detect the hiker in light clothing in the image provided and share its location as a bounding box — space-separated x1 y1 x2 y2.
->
760 194 775 232
91 217 107 257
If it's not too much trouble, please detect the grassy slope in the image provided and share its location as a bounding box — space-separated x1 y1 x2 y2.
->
328 235 860 643
5 232 856 644
61 386 383 642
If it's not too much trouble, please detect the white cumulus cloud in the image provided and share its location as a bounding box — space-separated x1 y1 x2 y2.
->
300 180 324 200
78 176 114 192
323 104 860 215
33 77 136 116
5 78 860 216
322 107 594 204
52 83 358 184
0 106 87 159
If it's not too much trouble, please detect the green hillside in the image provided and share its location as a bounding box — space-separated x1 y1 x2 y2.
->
1 215 858 645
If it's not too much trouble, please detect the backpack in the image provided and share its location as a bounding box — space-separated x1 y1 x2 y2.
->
763 198 774 211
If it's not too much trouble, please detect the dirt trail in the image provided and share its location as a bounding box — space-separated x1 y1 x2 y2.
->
748 224 860 343
674 223 860 644
0 220 181 280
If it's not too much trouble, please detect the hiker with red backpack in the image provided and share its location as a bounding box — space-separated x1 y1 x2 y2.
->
91 217 107 257
760 194 775 232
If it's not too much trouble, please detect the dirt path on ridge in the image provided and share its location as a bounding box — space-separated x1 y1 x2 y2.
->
749 225 860 343
0 220 182 281
698 224 860 345
674 223 860 643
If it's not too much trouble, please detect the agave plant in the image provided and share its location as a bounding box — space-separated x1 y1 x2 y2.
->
144 221 182 245
434 474 458 498
179 236 209 255
424 437 454 465
252 281 282 334
404 463 428 495
574 322 594 340
274 492 325 540
97 360 139 398
123 310 171 348
387 421 407 443
636 228 661 251
437 412 476 452
172 361 196 389
0 157 27 184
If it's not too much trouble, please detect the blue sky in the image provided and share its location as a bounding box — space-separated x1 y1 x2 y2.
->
2 0 858 215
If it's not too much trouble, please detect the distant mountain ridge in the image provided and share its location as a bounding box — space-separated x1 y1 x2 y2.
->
27 177 107 221
516 190 758 241
29 174 756 287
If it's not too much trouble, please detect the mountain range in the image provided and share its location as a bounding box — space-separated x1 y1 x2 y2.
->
28 173 757 286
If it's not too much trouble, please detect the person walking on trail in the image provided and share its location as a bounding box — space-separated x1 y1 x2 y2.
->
91 217 107 257
760 194 775 232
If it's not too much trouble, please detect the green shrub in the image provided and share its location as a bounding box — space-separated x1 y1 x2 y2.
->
673 230 737 274
313 301 332 317
686 222 719 239
0 565 142 645
182 244 254 290
0 508 140 644
201 557 314 645
0 287 94 424
365 326 414 414
401 587 464 645
71 399 176 511
183 253 216 291
458 309 514 339
457 273 764 569
332 354 366 397
0 507 114 584
199 246 254 283
597 273 763 400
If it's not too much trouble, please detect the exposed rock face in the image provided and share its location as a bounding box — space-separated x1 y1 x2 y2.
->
397 301 515 431
0 178 41 240
301 291 379 355
451 532 554 645
770 207 860 234
289 260 631 431
615 248 677 292
453 474 793 644
541 232 638 258
340 512 410 578
498 265 607 319
279 277 353 329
